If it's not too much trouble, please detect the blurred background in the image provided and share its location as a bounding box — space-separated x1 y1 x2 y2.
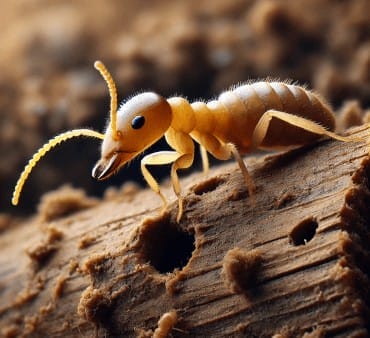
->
0 0 369 217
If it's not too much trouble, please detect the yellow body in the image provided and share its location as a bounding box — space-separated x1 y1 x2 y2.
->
169 82 336 155
12 62 358 222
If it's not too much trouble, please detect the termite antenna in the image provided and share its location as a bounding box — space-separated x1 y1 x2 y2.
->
12 129 104 206
94 60 120 141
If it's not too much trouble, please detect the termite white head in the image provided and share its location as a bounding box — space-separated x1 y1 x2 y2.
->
93 61 171 179
92 91 172 180
12 61 172 206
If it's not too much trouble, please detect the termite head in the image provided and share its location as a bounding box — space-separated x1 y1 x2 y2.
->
92 63 172 180
11 61 171 206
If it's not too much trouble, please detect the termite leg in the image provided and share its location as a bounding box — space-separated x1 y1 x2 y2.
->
228 143 256 203
164 129 195 221
141 137 194 222
252 110 363 149
170 152 194 221
196 133 256 201
141 151 180 212
200 145 209 174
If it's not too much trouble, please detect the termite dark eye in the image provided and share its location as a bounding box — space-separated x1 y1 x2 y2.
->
131 115 145 129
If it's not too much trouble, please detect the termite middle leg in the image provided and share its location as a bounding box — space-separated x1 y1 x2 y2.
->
195 133 256 200
200 145 209 174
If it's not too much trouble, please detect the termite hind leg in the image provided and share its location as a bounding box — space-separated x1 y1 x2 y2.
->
228 143 256 204
252 110 362 149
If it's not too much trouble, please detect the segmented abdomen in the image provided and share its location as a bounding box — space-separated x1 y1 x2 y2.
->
203 81 335 152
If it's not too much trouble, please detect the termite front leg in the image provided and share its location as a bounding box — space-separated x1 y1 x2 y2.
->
141 151 193 221
141 151 183 208
142 129 195 222
166 128 195 221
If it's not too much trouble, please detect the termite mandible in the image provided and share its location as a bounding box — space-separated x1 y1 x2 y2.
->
12 61 359 222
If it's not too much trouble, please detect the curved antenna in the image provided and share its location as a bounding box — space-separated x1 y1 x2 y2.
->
94 61 120 141
12 129 105 206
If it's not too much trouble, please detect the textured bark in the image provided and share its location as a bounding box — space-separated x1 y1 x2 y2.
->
1 125 370 337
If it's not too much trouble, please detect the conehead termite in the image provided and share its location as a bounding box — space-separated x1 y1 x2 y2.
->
12 61 360 221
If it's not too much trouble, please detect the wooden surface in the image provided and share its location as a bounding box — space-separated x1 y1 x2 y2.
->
1 125 370 337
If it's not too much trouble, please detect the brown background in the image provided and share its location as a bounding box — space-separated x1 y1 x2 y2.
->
0 0 369 217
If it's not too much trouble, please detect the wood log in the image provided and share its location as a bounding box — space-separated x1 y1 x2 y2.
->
1 125 370 337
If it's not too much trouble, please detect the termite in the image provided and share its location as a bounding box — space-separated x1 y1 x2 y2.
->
12 61 359 221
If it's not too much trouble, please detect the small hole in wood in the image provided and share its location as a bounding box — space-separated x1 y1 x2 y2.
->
192 176 225 195
289 217 318 245
138 215 195 274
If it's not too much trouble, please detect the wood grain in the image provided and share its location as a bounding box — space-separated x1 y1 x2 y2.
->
1 125 369 337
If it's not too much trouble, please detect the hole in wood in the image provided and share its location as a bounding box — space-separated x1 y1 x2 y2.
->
289 217 318 246
138 216 195 274
192 176 225 195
